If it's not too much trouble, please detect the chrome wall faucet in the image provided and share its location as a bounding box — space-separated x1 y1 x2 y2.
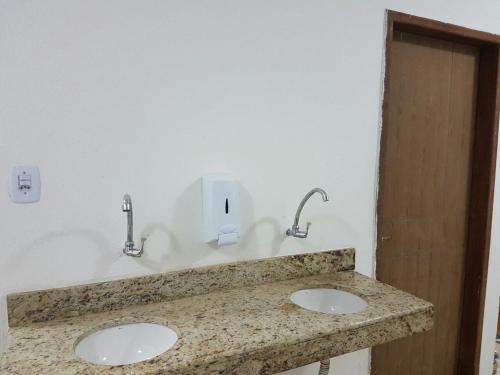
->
122 194 145 257
286 188 329 238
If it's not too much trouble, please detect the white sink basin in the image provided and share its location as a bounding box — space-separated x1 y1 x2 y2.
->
75 323 177 365
290 288 368 314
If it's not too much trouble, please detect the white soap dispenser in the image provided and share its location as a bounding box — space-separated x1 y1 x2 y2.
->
202 174 240 246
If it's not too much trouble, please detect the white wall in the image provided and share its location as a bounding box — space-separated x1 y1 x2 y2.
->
0 1 498 374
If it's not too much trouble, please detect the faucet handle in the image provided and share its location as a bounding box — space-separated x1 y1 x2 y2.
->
295 222 311 238
139 237 146 254
303 222 312 237
306 221 311 231
123 237 146 257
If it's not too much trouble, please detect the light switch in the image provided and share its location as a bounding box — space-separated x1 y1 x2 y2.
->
9 166 41 203
18 174 32 190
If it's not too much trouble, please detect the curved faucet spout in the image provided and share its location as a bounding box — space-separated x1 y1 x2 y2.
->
122 194 132 212
292 188 329 228
286 188 329 238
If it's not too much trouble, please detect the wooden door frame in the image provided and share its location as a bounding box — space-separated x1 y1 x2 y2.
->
377 10 500 374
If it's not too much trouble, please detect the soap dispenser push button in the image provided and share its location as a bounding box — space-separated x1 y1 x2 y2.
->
220 224 237 234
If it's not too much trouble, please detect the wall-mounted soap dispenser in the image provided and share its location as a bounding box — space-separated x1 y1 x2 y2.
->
202 174 240 246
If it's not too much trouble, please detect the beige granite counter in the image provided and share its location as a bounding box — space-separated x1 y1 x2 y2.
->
0 249 433 374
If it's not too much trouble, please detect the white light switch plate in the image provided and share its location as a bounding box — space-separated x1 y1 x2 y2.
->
9 166 41 203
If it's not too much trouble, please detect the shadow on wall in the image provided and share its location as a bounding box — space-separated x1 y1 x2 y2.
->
167 178 285 267
145 178 350 272
240 216 284 255
0 180 346 300
136 222 182 273
0 229 118 291
103 177 285 274
135 179 346 273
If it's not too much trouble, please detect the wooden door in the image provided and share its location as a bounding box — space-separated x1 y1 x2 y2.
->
373 30 479 374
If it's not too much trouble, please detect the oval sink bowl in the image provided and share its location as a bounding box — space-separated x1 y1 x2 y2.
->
290 288 368 314
75 323 177 366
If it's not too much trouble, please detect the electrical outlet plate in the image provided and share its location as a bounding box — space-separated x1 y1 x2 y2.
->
9 166 41 203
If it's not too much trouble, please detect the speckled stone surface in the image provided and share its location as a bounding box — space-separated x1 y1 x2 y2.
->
7 249 355 327
0 249 433 374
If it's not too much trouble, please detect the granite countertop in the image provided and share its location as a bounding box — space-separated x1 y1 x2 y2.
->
0 249 433 374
